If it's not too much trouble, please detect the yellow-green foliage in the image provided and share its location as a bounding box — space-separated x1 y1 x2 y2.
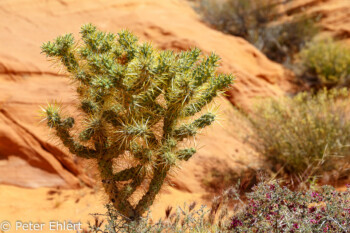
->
299 39 350 86
246 88 350 178
40 24 233 220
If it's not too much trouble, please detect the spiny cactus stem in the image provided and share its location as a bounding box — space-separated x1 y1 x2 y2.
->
163 110 179 140
119 171 145 202
55 127 97 159
113 165 142 181
98 158 136 219
135 164 169 216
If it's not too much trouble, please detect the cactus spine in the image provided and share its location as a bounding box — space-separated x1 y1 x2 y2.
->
41 24 234 220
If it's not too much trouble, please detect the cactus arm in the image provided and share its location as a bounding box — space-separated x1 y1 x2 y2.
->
43 106 97 159
192 52 220 88
55 125 97 159
98 159 136 219
183 74 234 117
176 148 196 161
113 165 143 181
118 170 145 203
177 48 201 71
134 165 169 216
173 112 216 141
41 33 79 73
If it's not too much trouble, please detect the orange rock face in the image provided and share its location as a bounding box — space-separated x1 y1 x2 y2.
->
0 0 292 189
283 0 350 43
0 77 93 188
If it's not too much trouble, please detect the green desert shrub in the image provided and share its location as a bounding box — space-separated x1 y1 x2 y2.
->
196 0 319 64
299 39 350 87
245 88 350 181
198 0 278 39
40 24 233 220
257 15 319 64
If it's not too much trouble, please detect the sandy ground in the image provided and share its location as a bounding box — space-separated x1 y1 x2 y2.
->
0 184 208 233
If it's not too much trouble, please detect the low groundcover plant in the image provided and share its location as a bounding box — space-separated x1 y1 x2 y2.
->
82 181 350 232
40 24 233 220
228 181 350 233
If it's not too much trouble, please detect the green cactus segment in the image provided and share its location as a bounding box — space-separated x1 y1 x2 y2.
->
119 170 145 201
173 112 216 141
41 24 233 220
43 105 97 159
192 53 220 87
176 148 196 161
183 74 234 117
135 165 169 215
98 159 136 218
113 165 142 181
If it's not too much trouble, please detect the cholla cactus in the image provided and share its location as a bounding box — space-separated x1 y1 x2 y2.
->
41 24 233 220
